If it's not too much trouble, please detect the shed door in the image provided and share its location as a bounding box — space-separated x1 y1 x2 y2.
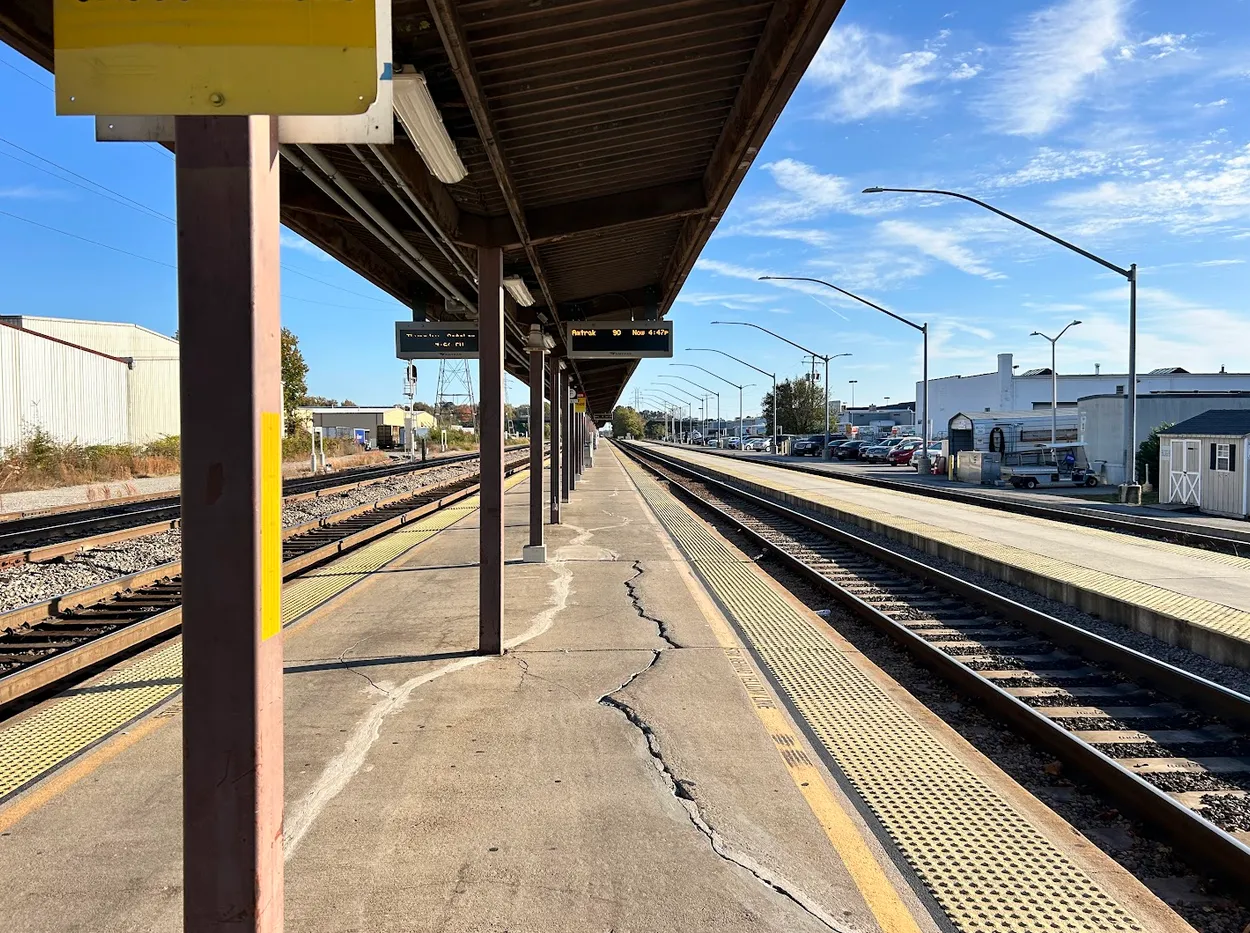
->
1169 439 1201 506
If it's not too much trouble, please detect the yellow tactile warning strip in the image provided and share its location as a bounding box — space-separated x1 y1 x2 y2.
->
620 453 1145 933
659 447 1250 647
0 472 527 804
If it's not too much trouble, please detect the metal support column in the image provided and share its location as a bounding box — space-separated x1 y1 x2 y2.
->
567 379 577 492
561 375 572 501
478 247 504 655
177 115 284 933
523 325 548 562
549 359 562 524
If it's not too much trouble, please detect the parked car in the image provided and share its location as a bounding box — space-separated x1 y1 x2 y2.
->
743 436 768 451
724 436 743 449
791 434 826 456
705 438 720 447
885 439 925 466
864 436 917 463
834 439 867 460
791 433 846 457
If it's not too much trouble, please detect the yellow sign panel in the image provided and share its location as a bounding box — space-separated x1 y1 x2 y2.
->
54 0 378 116
260 411 283 641
574 396 587 414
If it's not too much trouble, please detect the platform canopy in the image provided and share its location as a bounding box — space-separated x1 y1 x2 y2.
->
2 0 845 417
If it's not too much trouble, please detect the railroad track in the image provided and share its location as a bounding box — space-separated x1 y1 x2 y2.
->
670 444 1250 556
0 447 526 566
0 452 531 714
621 442 1250 883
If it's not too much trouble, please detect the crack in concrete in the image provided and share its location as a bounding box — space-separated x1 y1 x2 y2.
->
336 637 392 697
625 559 681 649
598 658 850 933
600 566 850 932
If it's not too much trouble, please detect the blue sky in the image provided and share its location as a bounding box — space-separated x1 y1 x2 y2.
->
3 0 1249 417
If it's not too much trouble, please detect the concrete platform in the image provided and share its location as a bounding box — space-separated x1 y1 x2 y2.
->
0 448 1192 933
640 442 1250 668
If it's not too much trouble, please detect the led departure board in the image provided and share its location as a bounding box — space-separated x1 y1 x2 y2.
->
394 322 479 359
565 321 674 359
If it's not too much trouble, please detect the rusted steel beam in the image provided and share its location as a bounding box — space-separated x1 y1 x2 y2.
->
426 0 557 311
0 1 52 71
176 114 284 933
478 246 504 655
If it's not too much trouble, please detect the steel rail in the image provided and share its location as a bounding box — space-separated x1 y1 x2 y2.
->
0 454 534 714
620 441 1250 884
0 446 532 563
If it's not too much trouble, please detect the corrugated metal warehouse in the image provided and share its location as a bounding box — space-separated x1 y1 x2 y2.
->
0 316 180 447
1159 410 1250 518
0 322 130 449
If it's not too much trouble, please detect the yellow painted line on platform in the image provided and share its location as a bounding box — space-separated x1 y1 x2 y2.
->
618 449 1145 933
0 473 528 814
659 446 1250 646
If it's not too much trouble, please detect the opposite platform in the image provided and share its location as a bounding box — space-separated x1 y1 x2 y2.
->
638 442 1250 668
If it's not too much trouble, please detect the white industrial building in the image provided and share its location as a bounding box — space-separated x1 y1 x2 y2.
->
1 316 180 449
918 353 1250 442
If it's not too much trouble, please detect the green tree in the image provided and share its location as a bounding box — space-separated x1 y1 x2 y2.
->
300 395 337 408
761 377 824 436
1138 422 1174 488
611 406 646 439
280 328 309 433
413 401 436 414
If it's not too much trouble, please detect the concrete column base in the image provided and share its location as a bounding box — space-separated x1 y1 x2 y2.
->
1119 483 1143 505
522 544 547 563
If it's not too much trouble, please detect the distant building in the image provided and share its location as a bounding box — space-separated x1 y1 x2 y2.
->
918 353 1250 442
1080 391 1250 486
1 315 180 449
296 407 414 447
843 402 915 436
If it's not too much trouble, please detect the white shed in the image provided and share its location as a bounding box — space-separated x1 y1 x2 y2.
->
1158 410 1250 519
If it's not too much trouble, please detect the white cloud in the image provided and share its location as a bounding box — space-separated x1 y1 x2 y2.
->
1195 98 1229 109
987 146 1160 188
979 0 1126 136
717 219 837 248
877 220 1006 279
1077 286 1250 373
0 185 67 199
281 231 331 262
949 63 982 81
1197 259 1245 266
1050 143 1250 234
807 25 941 120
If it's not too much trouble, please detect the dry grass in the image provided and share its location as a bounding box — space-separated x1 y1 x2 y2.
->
0 430 181 492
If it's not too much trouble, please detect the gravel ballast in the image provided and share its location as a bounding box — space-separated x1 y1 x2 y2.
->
0 455 517 614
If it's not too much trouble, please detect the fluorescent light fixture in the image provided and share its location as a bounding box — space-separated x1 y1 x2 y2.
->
392 69 468 184
503 276 536 307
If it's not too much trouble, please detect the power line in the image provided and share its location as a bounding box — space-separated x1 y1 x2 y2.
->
0 203 400 312
1 136 396 305
0 135 174 222
0 208 176 268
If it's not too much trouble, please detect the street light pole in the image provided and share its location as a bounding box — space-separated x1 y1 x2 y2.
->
754 280 924 470
663 371 723 448
709 322 850 460
863 186 1138 498
849 379 857 408
649 389 690 443
1030 320 1082 445
683 350 777 451
664 361 748 449
659 380 705 444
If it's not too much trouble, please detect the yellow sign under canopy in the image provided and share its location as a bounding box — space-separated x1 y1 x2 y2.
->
55 0 378 116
